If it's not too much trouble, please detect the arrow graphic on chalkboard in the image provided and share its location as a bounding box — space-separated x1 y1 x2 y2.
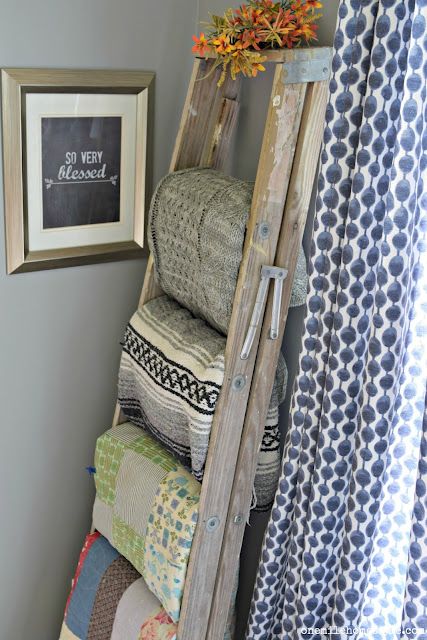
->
44 176 118 189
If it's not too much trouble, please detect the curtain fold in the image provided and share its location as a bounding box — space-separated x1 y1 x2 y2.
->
246 1 427 638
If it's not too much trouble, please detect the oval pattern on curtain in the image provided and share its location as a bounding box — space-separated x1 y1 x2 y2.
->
246 1 427 639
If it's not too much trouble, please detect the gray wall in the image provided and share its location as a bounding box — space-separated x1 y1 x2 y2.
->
194 2 340 637
0 2 196 639
0 2 339 639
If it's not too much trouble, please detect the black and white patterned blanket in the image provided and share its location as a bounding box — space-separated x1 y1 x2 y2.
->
118 295 287 511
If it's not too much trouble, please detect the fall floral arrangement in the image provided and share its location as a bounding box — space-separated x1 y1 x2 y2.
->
192 0 322 85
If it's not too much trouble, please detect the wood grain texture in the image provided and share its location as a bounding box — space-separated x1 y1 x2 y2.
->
106 49 331 639
205 80 329 640
170 59 241 171
112 403 126 428
176 65 307 640
115 60 243 427
136 59 242 312
15 242 144 273
199 45 331 64
3 67 155 89
206 97 240 170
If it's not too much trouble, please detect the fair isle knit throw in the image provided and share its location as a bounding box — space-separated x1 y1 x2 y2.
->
148 168 308 336
118 295 287 511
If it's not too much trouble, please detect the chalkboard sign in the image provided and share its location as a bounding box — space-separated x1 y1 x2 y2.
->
4 69 153 273
42 116 122 229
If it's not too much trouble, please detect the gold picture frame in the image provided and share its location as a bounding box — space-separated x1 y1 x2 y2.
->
1 68 154 274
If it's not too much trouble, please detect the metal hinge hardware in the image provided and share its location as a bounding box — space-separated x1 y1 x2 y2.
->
240 265 288 360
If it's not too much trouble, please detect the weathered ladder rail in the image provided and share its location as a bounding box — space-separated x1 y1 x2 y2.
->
113 47 332 640
207 77 330 640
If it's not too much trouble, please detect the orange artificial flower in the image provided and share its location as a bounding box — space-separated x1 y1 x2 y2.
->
251 61 266 77
305 0 322 9
192 33 211 56
213 35 234 54
233 39 245 51
300 21 317 38
192 0 322 85
250 8 265 24
239 29 261 49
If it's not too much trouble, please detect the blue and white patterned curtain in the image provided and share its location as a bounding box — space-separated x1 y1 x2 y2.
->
247 1 427 639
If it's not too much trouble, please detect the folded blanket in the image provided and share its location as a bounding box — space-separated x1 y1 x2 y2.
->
92 422 200 622
118 295 286 511
61 532 235 640
148 168 307 335
60 532 177 640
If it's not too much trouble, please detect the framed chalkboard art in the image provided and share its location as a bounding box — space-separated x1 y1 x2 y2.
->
1 68 154 273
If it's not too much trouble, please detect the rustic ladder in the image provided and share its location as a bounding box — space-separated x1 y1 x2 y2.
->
113 47 331 640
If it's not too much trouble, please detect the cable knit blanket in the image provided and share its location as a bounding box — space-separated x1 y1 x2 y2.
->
118 295 287 511
148 168 308 335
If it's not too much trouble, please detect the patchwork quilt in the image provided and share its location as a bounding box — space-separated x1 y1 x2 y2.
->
60 532 177 640
118 295 287 511
92 422 200 622
148 168 308 335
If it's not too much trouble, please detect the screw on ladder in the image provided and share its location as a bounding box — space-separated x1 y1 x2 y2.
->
206 516 220 532
240 265 288 360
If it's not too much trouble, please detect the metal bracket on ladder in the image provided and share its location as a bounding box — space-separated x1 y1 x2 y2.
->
240 265 288 360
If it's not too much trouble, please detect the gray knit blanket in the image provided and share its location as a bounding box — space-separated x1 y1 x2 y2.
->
148 168 308 335
118 295 287 511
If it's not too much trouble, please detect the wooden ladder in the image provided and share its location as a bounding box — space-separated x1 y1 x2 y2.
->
113 46 331 640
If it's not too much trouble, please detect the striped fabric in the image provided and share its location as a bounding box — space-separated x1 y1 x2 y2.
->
118 295 224 481
118 294 287 510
